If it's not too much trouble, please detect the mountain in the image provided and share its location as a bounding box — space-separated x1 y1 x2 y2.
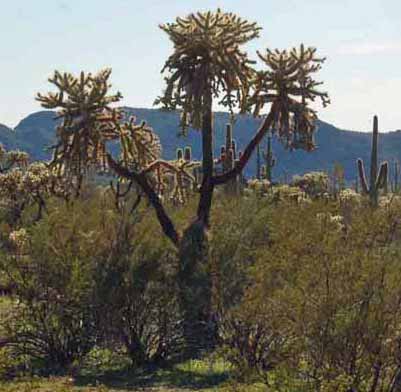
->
3 107 401 182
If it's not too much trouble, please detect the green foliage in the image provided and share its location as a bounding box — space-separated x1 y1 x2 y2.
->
96 231 181 367
220 199 401 391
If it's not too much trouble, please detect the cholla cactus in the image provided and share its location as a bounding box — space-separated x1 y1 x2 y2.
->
36 69 123 183
5 150 29 169
292 171 329 199
247 178 270 195
339 188 361 204
250 45 330 151
0 161 70 223
0 169 24 199
0 145 29 173
156 9 260 130
142 155 201 205
9 228 29 255
118 116 162 171
357 116 388 207
272 184 306 203
37 69 167 199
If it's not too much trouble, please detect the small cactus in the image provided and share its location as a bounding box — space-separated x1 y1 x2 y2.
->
357 115 388 207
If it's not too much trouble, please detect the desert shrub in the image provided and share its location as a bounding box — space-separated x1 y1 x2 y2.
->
209 196 272 311
95 228 182 368
219 200 401 391
0 192 125 372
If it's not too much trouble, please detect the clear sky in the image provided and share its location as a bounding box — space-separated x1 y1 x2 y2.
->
1 0 401 132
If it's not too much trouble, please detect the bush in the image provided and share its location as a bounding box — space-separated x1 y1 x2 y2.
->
220 200 401 391
0 192 125 372
94 228 182 367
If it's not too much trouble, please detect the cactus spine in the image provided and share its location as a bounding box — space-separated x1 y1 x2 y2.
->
357 115 388 207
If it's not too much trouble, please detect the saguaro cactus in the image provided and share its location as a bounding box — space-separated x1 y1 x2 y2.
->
216 123 241 193
393 160 399 193
263 133 276 182
256 143 261 179
357 115 388 207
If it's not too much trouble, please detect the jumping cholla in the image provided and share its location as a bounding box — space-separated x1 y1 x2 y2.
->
156 9 261 131
250 45 330 151
0 147 69 222
37 69 202 203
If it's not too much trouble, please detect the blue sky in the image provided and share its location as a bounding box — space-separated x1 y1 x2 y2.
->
1 0 401 132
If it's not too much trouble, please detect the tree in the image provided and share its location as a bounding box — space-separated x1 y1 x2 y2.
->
37 8 329 355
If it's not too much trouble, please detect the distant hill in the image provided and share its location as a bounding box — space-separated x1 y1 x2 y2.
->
3 108 401 181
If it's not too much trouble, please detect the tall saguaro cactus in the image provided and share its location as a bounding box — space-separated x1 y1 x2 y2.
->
357 115 388 207
263 133 276 182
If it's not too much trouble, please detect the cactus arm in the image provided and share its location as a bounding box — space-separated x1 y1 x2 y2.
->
376 161 388 190
107 153 180 247
357 158 369 194
225 123 232 153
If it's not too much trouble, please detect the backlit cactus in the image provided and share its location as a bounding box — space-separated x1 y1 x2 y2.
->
118 116 162 170
357 116 388 207
156 9 261 131
0 160 66 223
36 69 122 183
250 45 330 151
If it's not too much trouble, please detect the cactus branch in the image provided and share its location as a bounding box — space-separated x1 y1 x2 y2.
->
107 154 180 247
357 159 369 194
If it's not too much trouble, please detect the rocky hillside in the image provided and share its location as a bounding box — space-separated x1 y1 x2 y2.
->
2 108 401 181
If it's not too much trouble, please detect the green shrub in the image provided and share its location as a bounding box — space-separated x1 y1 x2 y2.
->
219 200 401 391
